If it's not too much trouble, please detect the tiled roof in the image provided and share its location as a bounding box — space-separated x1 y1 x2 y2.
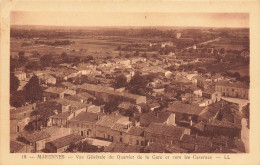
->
54 99 88 109
165 144 188 153
145 123 186 139
96 115 125 128
166 102 206 116
61 82 76 87
181 134 211 146
70 112 99 123
192 122 205 132
139 113 165 127
50 111 71 119
104 142 127 153
128 126 145 136
23 131 51 143
216 80 249 89
145 143 166 153
207 120 241 129
118 102 135 110
111 123 129 133
10 141 26 153
78 83 146 100
193 145 212 153
48 134 84 149
44 87 67 94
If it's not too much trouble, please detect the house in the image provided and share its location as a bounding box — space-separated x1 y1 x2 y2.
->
104 142 127 153
10 104 36 139
127 126 145 146
165 102 208 125
54 98 88 113
42 74 57 85
143 142 167 153
204 120 242 138
202 89 222 103
10 140 28 153
95 115 129 142
45 134 85 153
61 82 76 90
179 134 212 153
43 87 67 100
77 83 146 104
49 100 87 127
18 126 71 153
110 117 133 143
144 123 190 145
65 92 96 104
137 111 176 127
215 81 249 100
69 112 104 138
14 71 26 81
19 131 51 152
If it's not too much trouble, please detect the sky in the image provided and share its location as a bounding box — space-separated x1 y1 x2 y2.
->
11 11 249 28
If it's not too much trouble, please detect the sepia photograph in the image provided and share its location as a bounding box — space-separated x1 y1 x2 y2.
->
9 11 250 154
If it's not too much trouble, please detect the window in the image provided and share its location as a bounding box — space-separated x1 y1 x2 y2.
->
120 138 122 142
232 89 235 92
81 131 84 136
120 132 122 135
24 113 26 117
77 123 80 127
136 140 139 145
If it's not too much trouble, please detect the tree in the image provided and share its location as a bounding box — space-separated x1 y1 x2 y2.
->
61 52 68 62
10 72 20 94
24 75 43 103
10 90 26 107
114 74 127 89
123 106 138 117
25 61 40 71
34 101 61 127
104 99 118 114
18 51 27 65
40 55 53 67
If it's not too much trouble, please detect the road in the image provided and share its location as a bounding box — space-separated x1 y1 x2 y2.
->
241 118 249 152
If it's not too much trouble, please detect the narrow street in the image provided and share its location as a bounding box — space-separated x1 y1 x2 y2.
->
241 118 249 152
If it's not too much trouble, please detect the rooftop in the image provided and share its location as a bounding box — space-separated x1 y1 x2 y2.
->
216 81 249 89
23 131 51 143
70 112 100 123
166 101 206 116
145 123 186 139
127 126 145 136
50 111 71 119
10 141 26 153
181 134 211 146
118 102 136 110
207 120 242 129
78 83 146 100
47 134 84 149
44 87 67 94
96 115 126 128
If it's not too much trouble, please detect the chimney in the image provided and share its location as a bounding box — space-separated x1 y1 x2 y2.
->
190 120 193 126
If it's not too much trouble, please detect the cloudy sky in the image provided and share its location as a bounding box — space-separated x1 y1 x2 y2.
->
11 11 249 28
